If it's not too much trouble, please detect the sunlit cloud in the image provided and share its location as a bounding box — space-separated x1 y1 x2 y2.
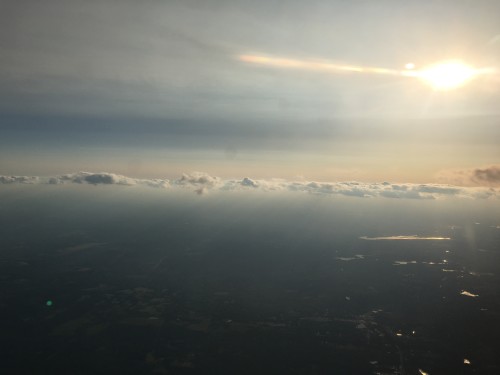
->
1 172 498 200
238 54 496 90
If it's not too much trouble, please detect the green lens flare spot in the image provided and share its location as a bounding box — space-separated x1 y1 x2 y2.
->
46 300 53 307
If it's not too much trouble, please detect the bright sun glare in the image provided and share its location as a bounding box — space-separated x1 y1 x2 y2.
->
414 61 477 90
239 54 494 91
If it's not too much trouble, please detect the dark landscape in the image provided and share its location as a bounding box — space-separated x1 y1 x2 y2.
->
1 186 499 374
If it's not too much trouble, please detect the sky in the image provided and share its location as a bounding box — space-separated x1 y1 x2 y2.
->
1 0 500 184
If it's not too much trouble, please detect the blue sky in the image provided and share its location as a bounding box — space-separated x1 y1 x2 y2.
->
1 0 499 183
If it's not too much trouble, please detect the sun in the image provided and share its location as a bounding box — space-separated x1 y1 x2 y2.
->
415 60 477 90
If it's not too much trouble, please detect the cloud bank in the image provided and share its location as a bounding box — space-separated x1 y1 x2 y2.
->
0 171 498 200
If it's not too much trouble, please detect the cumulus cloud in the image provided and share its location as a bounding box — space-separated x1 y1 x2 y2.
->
0 175 39 184
174 172 221 188
241 177 258 188
65 172 135 186
28 171 170 189
0 171 498 199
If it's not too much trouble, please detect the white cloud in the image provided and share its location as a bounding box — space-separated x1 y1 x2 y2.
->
1 171 498 199
0 175 39 184
174 172 221 188
41 171 169 188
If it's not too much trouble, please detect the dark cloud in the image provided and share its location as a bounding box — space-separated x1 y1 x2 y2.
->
60 172 135 186
473 166 500 184
43 172 169 188
77 173 116 185
437 165 500 187
241 177 258 188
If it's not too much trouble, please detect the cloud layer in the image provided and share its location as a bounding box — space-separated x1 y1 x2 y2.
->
1 171 498 200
